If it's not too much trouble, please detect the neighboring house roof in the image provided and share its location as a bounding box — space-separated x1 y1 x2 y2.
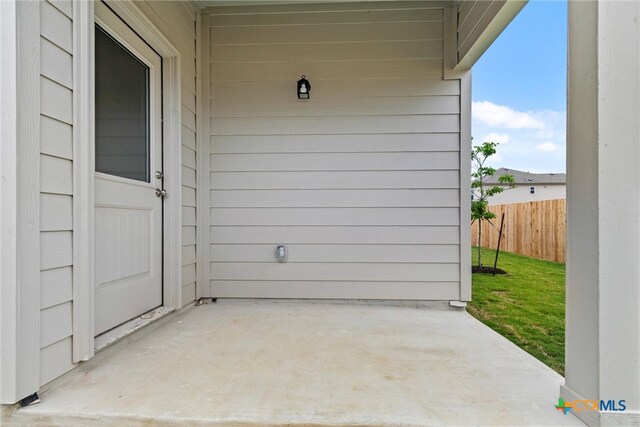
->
484 168 566 185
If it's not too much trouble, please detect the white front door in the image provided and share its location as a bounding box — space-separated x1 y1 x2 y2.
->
94 2 163 336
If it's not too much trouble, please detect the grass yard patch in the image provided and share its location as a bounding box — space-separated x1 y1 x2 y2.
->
468 247 565 375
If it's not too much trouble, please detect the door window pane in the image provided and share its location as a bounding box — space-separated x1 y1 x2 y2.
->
95 25 150 182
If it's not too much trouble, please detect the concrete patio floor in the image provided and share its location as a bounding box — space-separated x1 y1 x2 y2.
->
5 300 584 426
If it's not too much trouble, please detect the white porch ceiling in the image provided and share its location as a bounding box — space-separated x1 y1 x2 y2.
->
197 0 453 8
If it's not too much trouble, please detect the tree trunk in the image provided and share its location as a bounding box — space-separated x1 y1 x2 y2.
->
477 219 482 267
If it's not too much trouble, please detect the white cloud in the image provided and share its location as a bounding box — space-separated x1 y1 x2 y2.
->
535 141 558 152
481 132 510 145
535 130 556 139
473 101 545 130
472 101 566 173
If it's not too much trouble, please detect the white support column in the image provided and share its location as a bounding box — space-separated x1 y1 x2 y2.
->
444 5 471 302
563 2 640 426
0 0 19 403
72 0 96 363
0 0 41 404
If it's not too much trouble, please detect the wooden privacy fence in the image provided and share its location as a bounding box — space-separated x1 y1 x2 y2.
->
471 199 567 263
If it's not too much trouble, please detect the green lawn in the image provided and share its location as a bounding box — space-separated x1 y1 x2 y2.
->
468 247 565 375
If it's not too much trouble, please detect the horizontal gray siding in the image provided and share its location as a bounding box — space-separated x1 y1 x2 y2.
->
207 1 461 300
39 0 76 387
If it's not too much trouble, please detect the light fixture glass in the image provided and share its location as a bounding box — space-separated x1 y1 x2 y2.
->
297 75 310 99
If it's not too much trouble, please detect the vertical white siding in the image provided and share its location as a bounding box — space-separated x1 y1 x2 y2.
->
136 1 199 307
207 2 462 300
39 0 76 386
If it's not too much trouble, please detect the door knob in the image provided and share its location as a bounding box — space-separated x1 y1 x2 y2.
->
155 188 167 198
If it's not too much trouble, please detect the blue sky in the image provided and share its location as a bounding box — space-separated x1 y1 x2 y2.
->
472 1 567 173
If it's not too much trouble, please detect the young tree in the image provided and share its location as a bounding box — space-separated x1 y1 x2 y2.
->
471 141 515 268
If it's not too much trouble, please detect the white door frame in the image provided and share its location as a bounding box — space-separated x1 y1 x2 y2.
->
72 0 182 362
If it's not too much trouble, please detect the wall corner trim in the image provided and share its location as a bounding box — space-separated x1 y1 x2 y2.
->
0 0 41 403
196 11 211 299
72 0 96 363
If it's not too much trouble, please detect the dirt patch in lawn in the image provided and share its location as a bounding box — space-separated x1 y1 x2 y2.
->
472 265 507 274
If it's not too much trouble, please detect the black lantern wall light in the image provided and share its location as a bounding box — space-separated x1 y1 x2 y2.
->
297 75 310 99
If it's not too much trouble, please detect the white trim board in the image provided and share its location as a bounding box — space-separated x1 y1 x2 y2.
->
196 10 210 299
72 0 183 362
72 0 95 363
458 72 472 301
0 0 20 403
0 0 41 404
443 5 471 302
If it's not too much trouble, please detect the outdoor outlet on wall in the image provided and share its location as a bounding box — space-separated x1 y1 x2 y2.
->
276 245 288 262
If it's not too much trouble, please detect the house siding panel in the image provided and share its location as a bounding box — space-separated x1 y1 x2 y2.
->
207 2 462 300
40 267 73 310
39 337 74 387
40 0 72 53
38 0 76 386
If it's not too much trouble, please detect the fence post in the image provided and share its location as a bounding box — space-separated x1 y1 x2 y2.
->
493 213 505 275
